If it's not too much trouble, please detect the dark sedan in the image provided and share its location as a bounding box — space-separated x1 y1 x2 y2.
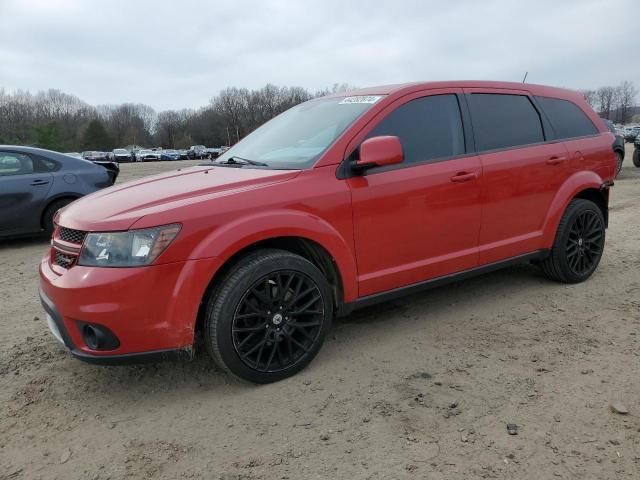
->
602 119 625 176
0 146 117 239
111 148 134 163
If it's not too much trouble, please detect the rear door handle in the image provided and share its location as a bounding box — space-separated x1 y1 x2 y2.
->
30 179 50 186
450 172 478 183
546 156 567 165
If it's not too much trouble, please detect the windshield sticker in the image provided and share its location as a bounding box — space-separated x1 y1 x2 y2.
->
339 95 382 105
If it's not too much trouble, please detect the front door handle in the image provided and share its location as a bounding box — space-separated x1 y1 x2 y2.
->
546 156 567 165
450 172 478 183
30 179 50 186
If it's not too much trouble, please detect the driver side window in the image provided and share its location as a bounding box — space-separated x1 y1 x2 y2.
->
367 94 465 164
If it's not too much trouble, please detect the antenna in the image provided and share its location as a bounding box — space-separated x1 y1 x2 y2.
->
522 72 528 83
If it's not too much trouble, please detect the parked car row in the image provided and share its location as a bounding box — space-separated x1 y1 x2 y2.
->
619 125 640 142
73 146 229 163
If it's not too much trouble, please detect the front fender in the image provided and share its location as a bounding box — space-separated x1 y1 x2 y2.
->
189 209 359 303
541 170 605 247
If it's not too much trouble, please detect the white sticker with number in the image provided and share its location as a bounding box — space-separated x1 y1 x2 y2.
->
339 95 382 105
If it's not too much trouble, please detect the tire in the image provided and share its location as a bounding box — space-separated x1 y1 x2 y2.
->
204 249 333 383
615 151 623 176
633 149 640 167
540 199 605 283
42 198 75 236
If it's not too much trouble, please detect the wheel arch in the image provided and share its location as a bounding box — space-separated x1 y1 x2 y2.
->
542 171 609 246
191 210 359 336
39 194 82 229
194 235 352 338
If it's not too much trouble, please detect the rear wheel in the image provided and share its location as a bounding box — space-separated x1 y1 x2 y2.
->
633 148 640 167
540 199 605 283
204 249 333 383
615 151 623 176
42 198 75 236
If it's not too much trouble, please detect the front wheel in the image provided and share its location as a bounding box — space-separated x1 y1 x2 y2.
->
42 198 75 236
540 199 605 283
204 249 333 383
633 149 640 167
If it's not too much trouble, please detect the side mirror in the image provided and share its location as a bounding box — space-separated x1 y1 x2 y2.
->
354 136 403 172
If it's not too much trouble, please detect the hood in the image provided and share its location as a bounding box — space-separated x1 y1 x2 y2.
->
58 165 300 231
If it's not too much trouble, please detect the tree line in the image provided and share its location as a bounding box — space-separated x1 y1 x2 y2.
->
580 81 638 124
1 81 637 153
0 83 353 152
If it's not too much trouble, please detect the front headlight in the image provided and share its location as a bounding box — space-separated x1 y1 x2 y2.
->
78 224 181 267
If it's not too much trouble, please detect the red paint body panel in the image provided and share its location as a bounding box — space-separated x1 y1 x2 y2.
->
349 155 482 296
40 255 220 354
39 80 616 359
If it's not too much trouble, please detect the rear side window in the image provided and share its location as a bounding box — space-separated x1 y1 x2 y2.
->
0 152 34 176
536 96 598 139
34 156 59 172
468 94 544 151
367 94 465 164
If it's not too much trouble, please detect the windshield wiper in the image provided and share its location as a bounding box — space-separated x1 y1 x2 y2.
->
215 156 269 167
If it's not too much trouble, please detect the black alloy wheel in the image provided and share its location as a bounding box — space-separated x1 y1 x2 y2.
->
204 249 333 383
232 271 324 373
541 199 605 283
565 210 604 276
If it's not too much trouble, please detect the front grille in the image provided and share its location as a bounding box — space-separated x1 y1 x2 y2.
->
58 227 87 245
54 251 76 269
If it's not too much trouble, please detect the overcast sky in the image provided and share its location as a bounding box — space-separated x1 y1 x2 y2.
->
1 0 638 111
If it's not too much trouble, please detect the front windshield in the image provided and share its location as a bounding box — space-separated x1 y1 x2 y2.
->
215 95 383 169
114 149 128 154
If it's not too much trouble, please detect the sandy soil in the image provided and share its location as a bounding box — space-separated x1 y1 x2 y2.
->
1 150 639 480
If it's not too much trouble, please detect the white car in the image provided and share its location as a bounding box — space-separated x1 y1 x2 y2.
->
135 149 161 162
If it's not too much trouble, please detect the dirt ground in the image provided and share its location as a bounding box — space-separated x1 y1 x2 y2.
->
1 149 639 480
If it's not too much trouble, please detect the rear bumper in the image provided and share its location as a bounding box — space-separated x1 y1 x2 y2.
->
39 254 221 363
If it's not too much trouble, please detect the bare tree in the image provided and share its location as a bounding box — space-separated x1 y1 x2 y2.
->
617 81 637 124
596 86 616 120
580 89 597 109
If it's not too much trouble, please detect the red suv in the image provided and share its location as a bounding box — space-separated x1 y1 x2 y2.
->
40 81 616 383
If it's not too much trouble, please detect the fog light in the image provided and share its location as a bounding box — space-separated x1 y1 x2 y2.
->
78 322 120 351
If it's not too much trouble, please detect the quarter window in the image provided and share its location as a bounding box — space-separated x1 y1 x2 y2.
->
469 94 544 151
367 94 465 164
0 152 35 176
536 96 598 139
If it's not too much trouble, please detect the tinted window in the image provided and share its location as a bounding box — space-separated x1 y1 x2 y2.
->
367 94 465 164
469 94 544 151
0 152 34 176
37 157 59 172
537 96 598 139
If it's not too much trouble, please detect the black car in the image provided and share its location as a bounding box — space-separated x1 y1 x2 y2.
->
602 119 625 176
0 146 117 238
633 136 640 167
111 148 133 163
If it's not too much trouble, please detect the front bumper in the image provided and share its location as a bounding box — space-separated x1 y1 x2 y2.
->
40 288 192 364
39 254 221 364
